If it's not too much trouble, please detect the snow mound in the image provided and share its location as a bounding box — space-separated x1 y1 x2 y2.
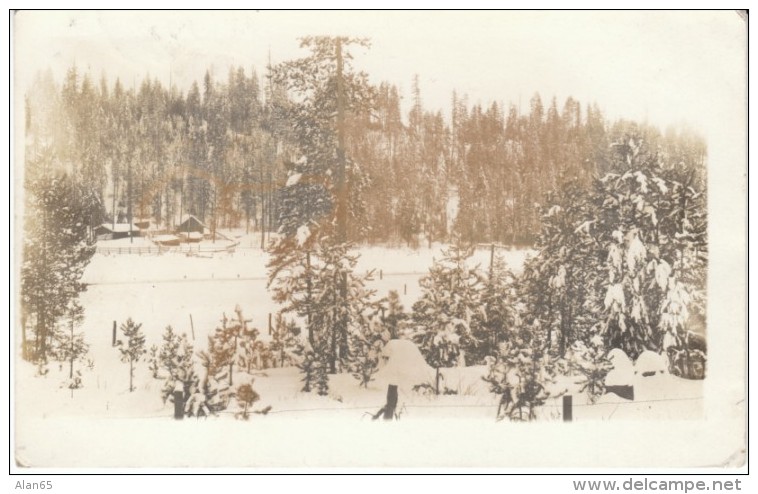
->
374 339 434 390
635 350 668 377
606 348 634 386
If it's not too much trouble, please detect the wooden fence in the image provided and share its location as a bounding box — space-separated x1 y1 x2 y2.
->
96 241 239 256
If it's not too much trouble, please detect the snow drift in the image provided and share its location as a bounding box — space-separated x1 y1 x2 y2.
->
374 339 435 390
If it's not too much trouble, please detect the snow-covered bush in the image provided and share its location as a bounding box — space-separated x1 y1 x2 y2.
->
569 336 613 403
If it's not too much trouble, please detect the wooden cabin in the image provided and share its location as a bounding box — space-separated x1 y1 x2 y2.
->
94 223 141 241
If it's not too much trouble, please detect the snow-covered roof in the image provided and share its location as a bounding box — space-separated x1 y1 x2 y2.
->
178 214 206 227
98 223 141 233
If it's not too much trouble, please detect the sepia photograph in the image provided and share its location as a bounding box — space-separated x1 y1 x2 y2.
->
9 10 747 472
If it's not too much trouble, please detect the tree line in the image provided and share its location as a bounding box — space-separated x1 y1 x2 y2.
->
24 46 706 248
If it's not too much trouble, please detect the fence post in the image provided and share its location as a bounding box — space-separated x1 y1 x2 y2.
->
268 313 272 335
189 314 196 341
112 321 117 347
380 269 383 280
563 395 573 422
404 284 407 295
173 384 184 420
383 384 398 420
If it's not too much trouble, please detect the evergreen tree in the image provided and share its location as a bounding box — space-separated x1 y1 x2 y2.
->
412 242 486 393
148 345 160 379
379 290 408 340
483 326 554 422
234 381 261 420
268 314 303 368
568 336 613 403
116 318 147 392
158 325 182 377
518 179 600 358
52 310 90 391
309 239 376 374
21 167 97 362
206 306 251 387
477 254 519 362
157 325 199 408
237 322 267 372
592 135 707 359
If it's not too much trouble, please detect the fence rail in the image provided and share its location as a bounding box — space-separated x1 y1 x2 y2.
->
96 241 239 256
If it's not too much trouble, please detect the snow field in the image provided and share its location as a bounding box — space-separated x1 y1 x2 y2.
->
14 237 706 467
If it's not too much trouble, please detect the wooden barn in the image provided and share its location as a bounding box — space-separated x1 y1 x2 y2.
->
176 215 206 235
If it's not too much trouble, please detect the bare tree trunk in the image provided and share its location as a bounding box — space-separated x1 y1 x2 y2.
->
335 38 350 366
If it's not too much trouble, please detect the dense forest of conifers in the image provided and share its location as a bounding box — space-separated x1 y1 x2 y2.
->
23 61 707 247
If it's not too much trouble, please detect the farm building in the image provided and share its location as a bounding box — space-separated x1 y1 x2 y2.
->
94 223 141 241
176 215 206 235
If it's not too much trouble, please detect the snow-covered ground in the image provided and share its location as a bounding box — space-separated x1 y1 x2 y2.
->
14 234 708 468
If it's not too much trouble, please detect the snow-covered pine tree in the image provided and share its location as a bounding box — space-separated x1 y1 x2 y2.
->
268 215 320 349
314 357 330 396
21 168 98 363
477 254 519 363
52 302 90 391
160 331 199 407
197 338 233 414
308 238 376 374
298 349 318 393
592 135 707 360
349 311 386 388
148 345 160 379
233 311 266 372
412 242 486 392
378 289 408 340
158 325 182 378
206 306 252 387
268 313 303 368
116 318 147 392
276 234 376 386
568 335 613 403
518 178 600 358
